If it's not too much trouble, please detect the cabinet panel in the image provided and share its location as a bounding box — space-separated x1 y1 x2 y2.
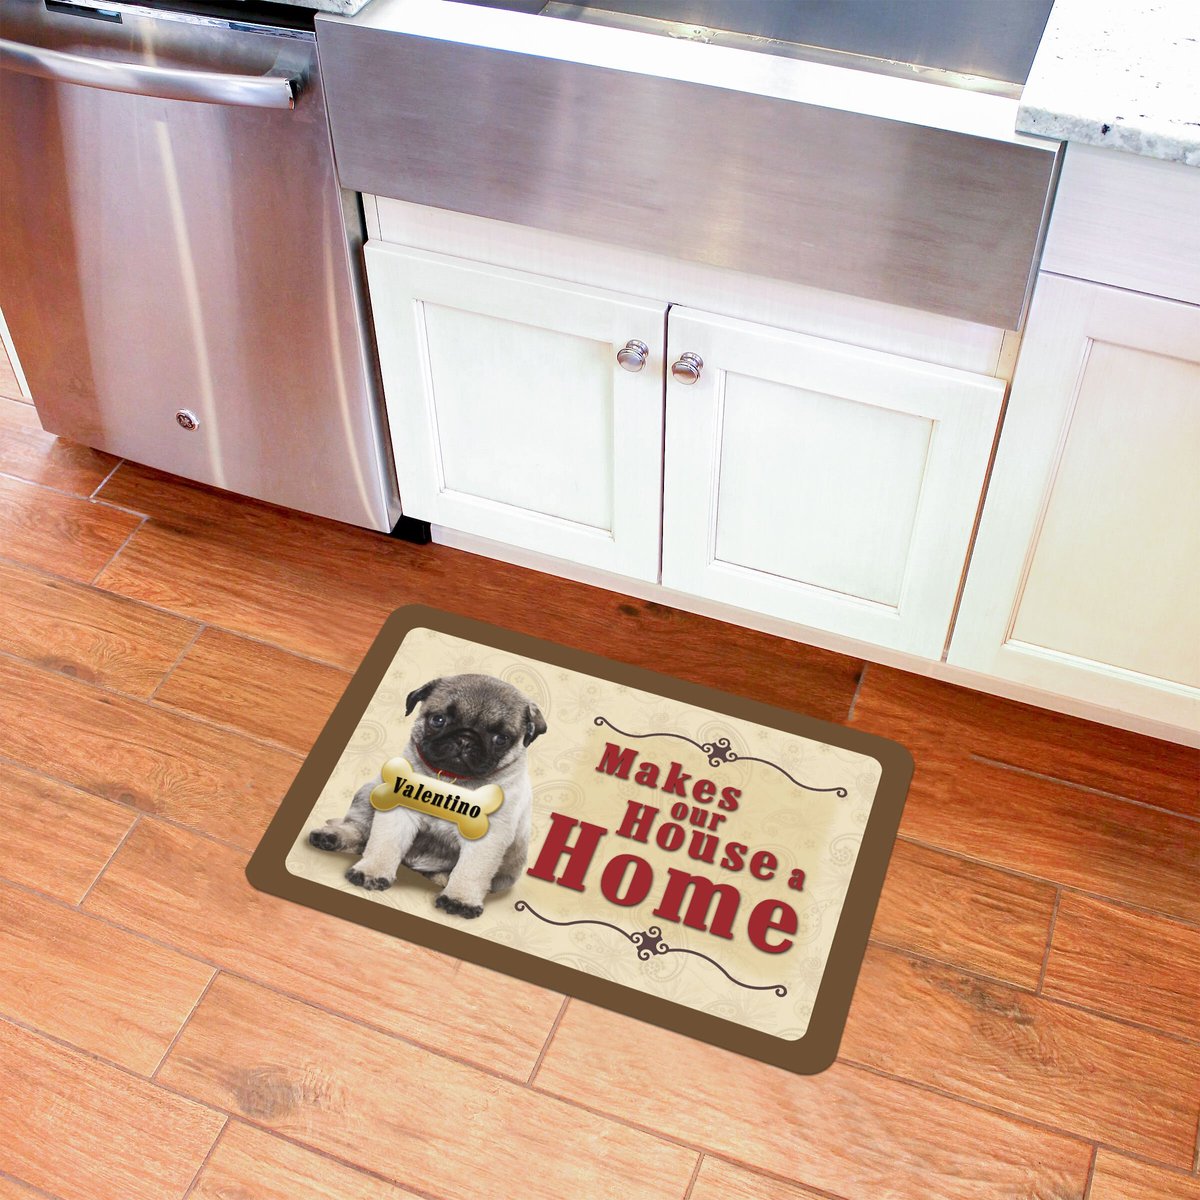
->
421 304 615 529
662 307 1004 656
365 243 666 581
714 374 932 607
950 275 1200 729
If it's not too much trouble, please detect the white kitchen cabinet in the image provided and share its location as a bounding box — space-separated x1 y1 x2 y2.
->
950 274 1200 728
661 308 1005 656
366 242 1005 658
364 243 667 581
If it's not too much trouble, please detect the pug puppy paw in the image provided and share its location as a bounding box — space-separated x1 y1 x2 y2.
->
346 867 393 891
309 829 341 851
435 893 484 920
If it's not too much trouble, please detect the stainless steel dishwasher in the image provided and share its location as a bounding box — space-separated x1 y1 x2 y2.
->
0 0 401 532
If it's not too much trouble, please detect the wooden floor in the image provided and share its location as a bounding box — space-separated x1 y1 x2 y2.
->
0 390 1197 1200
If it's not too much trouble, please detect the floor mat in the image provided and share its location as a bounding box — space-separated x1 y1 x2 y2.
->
248 606 912 1074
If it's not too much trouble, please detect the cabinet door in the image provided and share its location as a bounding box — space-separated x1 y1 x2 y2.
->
661 307 1004 656
950 275 1200 730
365 243 666 581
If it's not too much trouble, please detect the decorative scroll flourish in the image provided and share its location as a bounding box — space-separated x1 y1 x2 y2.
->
593 716 848 797
514 901 787 997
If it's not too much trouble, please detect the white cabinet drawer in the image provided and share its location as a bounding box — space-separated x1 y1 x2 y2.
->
1041 144 1200 306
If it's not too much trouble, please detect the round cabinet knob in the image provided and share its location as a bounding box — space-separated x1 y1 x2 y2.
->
616 339 649 373
671 351 704 385
175 409 200 431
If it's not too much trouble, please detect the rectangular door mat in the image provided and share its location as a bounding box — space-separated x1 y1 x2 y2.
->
248 606 912 1074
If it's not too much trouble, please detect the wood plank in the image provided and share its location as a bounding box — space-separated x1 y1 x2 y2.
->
154 629 349 753
83 820 563 1081
690 1159 829 1200
1042 894 1200 1041
894 756 1200 924
0 559 197 697
0 760 134 904
871 839 1055 988
0 656 301 849
0 881 213 1075
1088 1150 1200 1200
157 975 698 1200
0 1020 223 1200
838 945 1200 1168
0 397 118 496
535 1002 1093 1200
191 1123 425 1200
851 664 1200 820
94 463 863 719
0 474 140 583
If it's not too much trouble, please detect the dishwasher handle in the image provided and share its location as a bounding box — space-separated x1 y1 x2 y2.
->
0 37 299 109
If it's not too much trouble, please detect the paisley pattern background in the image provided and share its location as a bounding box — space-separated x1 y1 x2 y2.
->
284 627 882 1040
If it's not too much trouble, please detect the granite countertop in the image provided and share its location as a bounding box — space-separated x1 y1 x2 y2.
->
1017 0 1200 166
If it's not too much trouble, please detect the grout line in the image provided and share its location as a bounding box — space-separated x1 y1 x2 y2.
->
89 497 160 519
0 471 151 521
691 1161 850 1200
87 458 125 501
833 1055 1147 1169
141 694 320 759
866 938 1039 996
0 549 355 673
676 1154 849 1200
9 805 1200 1065
0 1167 68 1200
526 995 571 1086
186 972 566 1092
0 977 1176 1197
0 1011 232 1116
0 750 265 857
1082 1145 1098 1200
148 624 207 701
218 1118 462 1200
89 514 147 586
868 935 1200 1047
968 754 1200 825
531 1063 1098 1195
74 815 142 910
0 986 1079 1200
151 968 222 1081
845 662 868 723
39 825 1200 1070
896 833 1200 931
0 646 308 762
1015 982 1200 1047
680 1153 704 1200
1036 889 1062 994
0 468 110 503
180 1114 230 1200
1 874 574 1093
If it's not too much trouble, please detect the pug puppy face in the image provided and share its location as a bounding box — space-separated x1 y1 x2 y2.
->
406 674 547 781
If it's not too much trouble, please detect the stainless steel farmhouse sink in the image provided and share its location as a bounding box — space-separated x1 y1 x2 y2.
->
317 0 1061 328
481 0 1053 94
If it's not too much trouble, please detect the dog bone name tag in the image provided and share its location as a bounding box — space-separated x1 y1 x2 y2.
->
369 756 503 840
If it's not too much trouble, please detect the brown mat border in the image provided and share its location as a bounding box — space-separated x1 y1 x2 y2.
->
247 605 913 1075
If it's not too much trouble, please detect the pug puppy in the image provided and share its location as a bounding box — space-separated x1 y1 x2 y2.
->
308 673 546 919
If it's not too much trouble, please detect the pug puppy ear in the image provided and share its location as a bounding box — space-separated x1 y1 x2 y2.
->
524 702 548 746
405 679 440 716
